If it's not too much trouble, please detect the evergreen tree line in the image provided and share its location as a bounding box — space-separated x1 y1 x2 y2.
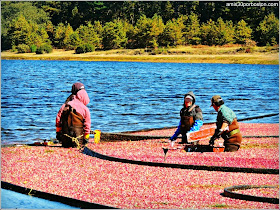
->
1 1 279 53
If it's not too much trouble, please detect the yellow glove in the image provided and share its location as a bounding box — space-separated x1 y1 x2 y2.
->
84 133 90 139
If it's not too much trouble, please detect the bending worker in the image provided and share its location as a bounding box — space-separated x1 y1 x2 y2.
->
170 91 203 143
56 82 91 148
209 95 242 152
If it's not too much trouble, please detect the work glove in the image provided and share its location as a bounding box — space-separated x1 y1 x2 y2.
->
187 132 190 140
56 127 62 141
83 133 90 144
169 137 175 147
56 132 62 141
209 136 216 146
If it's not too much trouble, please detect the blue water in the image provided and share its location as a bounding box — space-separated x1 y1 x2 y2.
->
1 60 279 144
1 189 78 209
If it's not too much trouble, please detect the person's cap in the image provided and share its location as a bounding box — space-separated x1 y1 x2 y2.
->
71 82 85 94
210 95 222 106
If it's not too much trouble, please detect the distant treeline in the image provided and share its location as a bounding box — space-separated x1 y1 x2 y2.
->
1 1 279 53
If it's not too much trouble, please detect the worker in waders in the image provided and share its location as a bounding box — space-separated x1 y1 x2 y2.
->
56 84 91 148
209 95 242 152
170 91 203 144
56 82 86 142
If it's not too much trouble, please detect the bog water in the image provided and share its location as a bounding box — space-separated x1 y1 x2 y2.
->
1 60 279 144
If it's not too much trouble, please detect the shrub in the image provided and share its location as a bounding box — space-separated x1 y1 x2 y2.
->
11 46 17 52
36 44 52 54
30 45 37 53
43 44 52 53
245 48 252 53
236 47 254 53
75 45 86 54
245 39 257 47
75 43 95 54
236 47 245 52
84 43 95 52
17 44 30 53
36 48 43 54
154 47 168 55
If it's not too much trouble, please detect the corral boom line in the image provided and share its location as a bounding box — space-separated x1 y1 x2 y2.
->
97 113 279 136
83 147 278 174
89 131 278 141
238 113 279 122
223 185 279 204
1 181 117 209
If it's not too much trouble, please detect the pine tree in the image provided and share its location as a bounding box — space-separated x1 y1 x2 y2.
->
161 18 183 47
102 19 127 50
184 13 201 45
76 22 101 49
163 1 175 22
216 18 234 45
135 14 164 48
150 14 165 48
9 15 32 47
200 19 218 45
235 19 252 44
53 23 66 48
63 24 75 49
256 13 279 46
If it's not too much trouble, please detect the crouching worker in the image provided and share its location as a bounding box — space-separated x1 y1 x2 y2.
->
56 87 91 148
209 95 242 152
170 91 203 144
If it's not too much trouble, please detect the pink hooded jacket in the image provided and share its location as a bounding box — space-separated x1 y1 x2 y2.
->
56 89 91 135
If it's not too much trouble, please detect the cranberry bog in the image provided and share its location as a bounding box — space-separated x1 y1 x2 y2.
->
1 123 279 209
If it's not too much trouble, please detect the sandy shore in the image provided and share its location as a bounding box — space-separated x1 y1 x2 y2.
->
1 49 279 65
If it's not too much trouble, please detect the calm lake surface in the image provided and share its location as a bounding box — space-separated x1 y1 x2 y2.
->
1 60 279 144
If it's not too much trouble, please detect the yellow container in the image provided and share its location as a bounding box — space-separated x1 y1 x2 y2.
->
94 130 101 143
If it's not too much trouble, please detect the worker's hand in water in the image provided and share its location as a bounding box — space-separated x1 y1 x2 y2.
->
169 138 175 147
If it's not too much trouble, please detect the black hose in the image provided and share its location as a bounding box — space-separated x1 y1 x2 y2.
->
1 181 118 209
238 113 279 122
83 147 279 174
89 113 279 141
223 185 279 204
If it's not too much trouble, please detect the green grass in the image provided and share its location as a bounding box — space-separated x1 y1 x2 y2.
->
2 45 279 65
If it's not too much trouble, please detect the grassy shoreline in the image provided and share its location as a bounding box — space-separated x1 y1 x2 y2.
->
1 46 279 65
